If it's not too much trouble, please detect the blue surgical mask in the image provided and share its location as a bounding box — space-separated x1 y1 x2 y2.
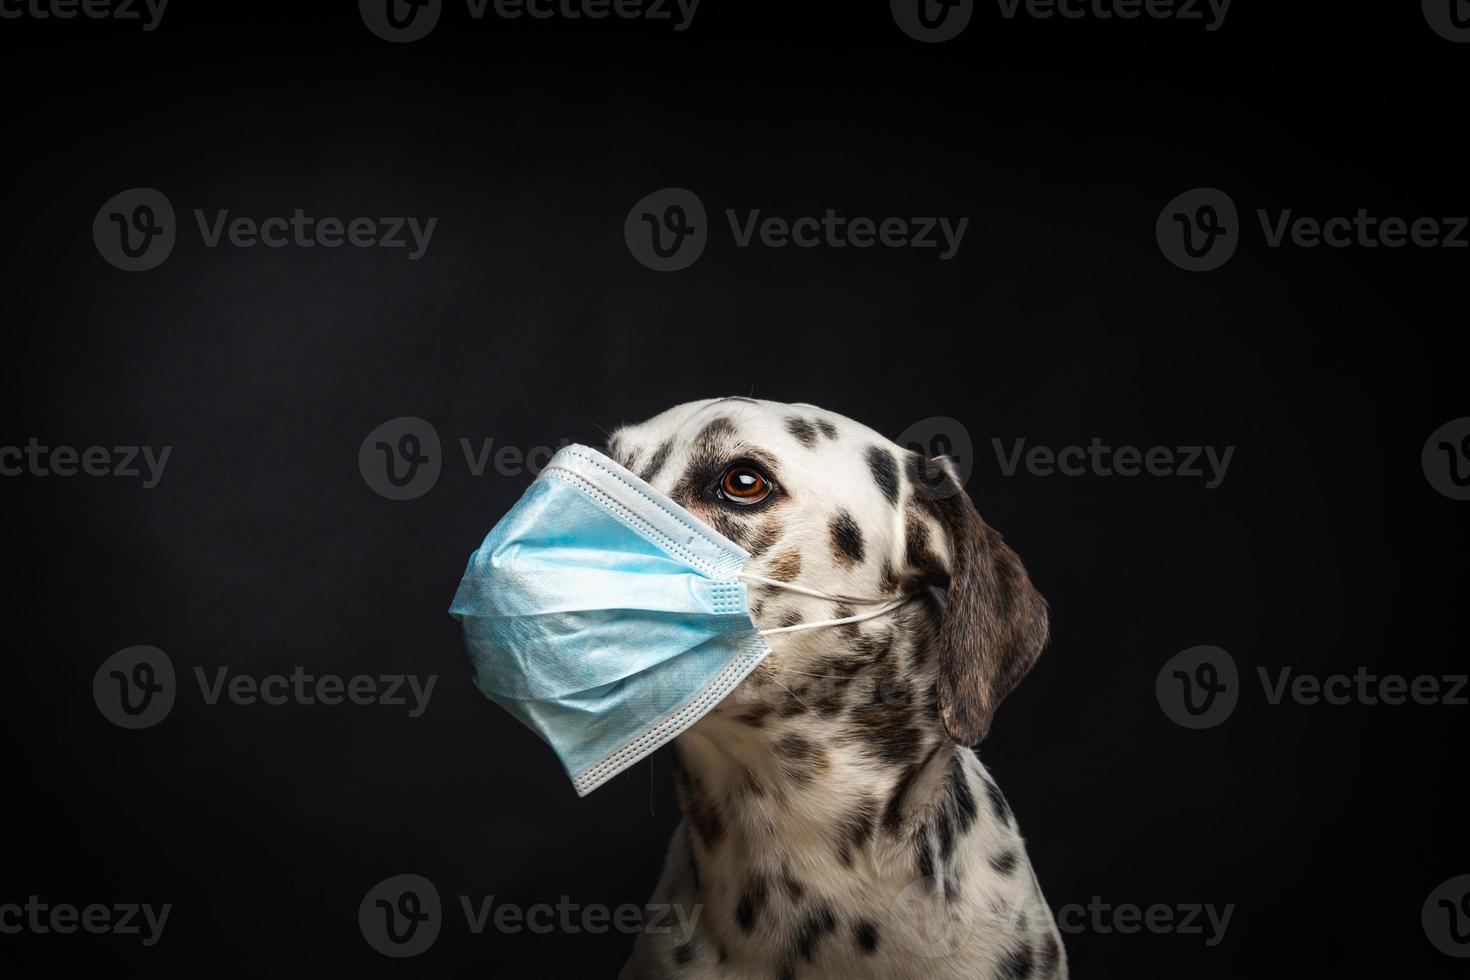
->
449 444 913 796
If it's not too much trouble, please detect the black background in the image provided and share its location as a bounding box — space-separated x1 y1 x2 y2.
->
2 2 1466 977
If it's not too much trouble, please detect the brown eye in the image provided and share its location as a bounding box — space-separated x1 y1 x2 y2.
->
719 466 771 504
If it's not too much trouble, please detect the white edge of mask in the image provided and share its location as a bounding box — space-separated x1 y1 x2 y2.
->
569 631 771 797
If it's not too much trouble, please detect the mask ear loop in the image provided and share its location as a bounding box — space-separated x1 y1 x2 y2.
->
737 572 900 606
757 596 916 636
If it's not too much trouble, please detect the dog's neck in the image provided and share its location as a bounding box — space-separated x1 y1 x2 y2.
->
666 601 1009 958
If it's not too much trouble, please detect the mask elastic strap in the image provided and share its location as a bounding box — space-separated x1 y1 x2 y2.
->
736 572 917 637
737 572 898 606
757 596 916 636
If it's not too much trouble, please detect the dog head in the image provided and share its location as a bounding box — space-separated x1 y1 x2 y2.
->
607 397 1048 745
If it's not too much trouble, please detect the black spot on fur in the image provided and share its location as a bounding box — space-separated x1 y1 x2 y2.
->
794 904 836 961
904 510 946 584
774 733 829 787
639 439 673 483
775 608 804 629
777 962 795 980
684 823 702 891
702 508 752 549
852 919 879 955
989 849 1019 876
812 675 850 718
745 517 781 557
998 940 1035 979
882 744 944 831
735 703 772 727
673 937 699 965
673 750 724 848
934 801 956 860
767 549 802 582
736 763 773 799
780 867 804 901
817 419 838 440
847 669 921 767
697 415 739 445
829 510 866 566
907 599 941 668
950 754 979 833
1038 932 1062 975
983 775 1013 826
905 451 961 507
915 827 936 889
943 870 962 905
736 878 767 934
836 796 878 866
785 416 818 448
866 445 900 505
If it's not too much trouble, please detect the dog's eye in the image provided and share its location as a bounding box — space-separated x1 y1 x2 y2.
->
718 466 771 504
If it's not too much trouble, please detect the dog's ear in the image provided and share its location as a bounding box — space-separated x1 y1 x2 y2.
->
911 457 1049 746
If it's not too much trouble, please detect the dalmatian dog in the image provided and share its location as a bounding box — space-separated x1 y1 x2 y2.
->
608 398 1066 980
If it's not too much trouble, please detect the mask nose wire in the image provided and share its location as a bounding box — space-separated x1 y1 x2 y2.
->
736 571 902 606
